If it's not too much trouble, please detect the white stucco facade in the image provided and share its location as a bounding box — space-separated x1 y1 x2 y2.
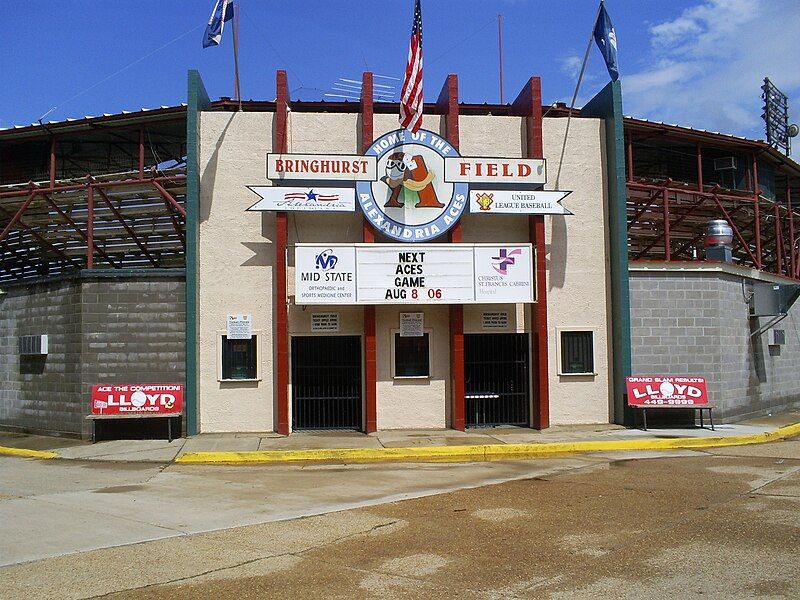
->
196 107 612 433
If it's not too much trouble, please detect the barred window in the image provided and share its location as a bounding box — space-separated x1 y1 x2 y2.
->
221 335 258 380
393 333 431 378
560 331 594 375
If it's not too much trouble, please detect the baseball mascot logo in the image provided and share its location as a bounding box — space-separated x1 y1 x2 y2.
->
357 129 468 242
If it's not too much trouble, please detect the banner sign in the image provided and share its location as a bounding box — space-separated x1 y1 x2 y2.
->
247 186 356 212
267 154 377 182
626 376 709 406
469 190 573 215
91 384 184 415
295 244 534 305
444 157 546 184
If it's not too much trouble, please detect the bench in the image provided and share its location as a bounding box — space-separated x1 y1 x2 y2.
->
85 412 182 443
630 404 715 431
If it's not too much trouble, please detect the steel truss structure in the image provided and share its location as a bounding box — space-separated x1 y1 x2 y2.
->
0 110 187 283
625 119 800 280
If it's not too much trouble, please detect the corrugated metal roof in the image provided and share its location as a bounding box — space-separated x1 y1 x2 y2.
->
623 115 764 145
0 104 188 133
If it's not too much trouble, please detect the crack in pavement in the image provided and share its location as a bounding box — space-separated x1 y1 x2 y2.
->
86 519 403 599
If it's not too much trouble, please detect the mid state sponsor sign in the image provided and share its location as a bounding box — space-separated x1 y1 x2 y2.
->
626 376 709 406
91 384 184 415
295 244 534 305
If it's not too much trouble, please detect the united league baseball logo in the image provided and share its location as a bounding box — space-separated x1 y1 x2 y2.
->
357 128 469 242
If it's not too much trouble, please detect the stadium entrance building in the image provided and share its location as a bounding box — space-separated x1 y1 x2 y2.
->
3 68 799 440
191 70 627 434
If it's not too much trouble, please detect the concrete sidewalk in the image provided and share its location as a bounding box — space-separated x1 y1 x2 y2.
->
1 410 798 464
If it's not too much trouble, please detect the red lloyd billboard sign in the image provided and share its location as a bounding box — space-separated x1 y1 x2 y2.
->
626 376 709 406
91 384 184 415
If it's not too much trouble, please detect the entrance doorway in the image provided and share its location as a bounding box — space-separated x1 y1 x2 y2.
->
291 336 362 430
465 333 530 427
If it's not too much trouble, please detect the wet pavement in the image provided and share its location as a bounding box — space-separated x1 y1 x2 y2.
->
1 438 799 599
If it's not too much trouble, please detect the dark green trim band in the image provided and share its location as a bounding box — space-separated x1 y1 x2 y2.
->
186 70 211 436
583 81 632 425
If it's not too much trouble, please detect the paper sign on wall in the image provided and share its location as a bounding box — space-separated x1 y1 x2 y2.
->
482 312 509 329
227 314 252 339
311 313 340 332
400 312 424 337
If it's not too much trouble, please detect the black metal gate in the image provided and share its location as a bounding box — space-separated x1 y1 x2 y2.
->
465 333 530 427
291 336 362 430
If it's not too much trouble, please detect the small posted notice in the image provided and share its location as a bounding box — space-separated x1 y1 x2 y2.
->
311 313 340 332
482 311 509 329
227 314 252 340
400 312 424 337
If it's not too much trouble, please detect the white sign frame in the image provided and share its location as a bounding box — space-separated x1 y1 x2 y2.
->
469 189 573 215
294 244 535 306
247 186 356 212
267 153 377 182
444 157 546 184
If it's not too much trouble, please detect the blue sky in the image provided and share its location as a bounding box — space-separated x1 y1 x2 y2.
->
2 1 799 140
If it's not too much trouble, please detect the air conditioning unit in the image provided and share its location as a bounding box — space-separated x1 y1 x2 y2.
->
19 335 48 355
767 329 786 346
713 157 737 171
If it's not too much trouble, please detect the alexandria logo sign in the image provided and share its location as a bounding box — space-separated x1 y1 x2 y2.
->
251 129 565 242
356 128 469 242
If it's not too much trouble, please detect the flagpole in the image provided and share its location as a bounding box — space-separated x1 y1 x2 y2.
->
233 2 242 111
554 0 604 189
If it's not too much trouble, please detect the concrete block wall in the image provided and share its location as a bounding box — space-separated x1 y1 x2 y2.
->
79 276 186 438
0 271 186 438
630 267 800 421
0 280 82 435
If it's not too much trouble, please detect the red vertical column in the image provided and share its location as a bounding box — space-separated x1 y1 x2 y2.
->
86 177 94 269
788 186 796 278
138 126 146 179
49 137 57 187
753 154 762 270
663 188 671 261
275 70 290 435
361 72 378 434
437 74 465 431
512 77 549 429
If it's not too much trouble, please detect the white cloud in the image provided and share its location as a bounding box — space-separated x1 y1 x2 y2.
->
559 54 582 78
623 0 800 138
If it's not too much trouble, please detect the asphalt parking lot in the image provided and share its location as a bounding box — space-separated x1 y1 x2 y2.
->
2 437 799 599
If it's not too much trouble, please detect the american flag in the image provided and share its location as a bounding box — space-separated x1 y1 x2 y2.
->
399 0 423 133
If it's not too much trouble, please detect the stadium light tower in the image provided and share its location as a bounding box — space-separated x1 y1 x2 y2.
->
761 77 798 155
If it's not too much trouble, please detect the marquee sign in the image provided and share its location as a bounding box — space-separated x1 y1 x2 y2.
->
626 376 709 406
295 243 534 305
91 384 184 415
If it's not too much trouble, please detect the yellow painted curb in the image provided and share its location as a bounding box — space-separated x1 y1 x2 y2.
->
0 446 59 460
176 421 800 465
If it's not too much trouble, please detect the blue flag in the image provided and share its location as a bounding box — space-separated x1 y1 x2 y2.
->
593 2 619 81
203 0 235 48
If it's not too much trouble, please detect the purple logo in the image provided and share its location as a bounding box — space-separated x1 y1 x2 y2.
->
491 248 522 275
